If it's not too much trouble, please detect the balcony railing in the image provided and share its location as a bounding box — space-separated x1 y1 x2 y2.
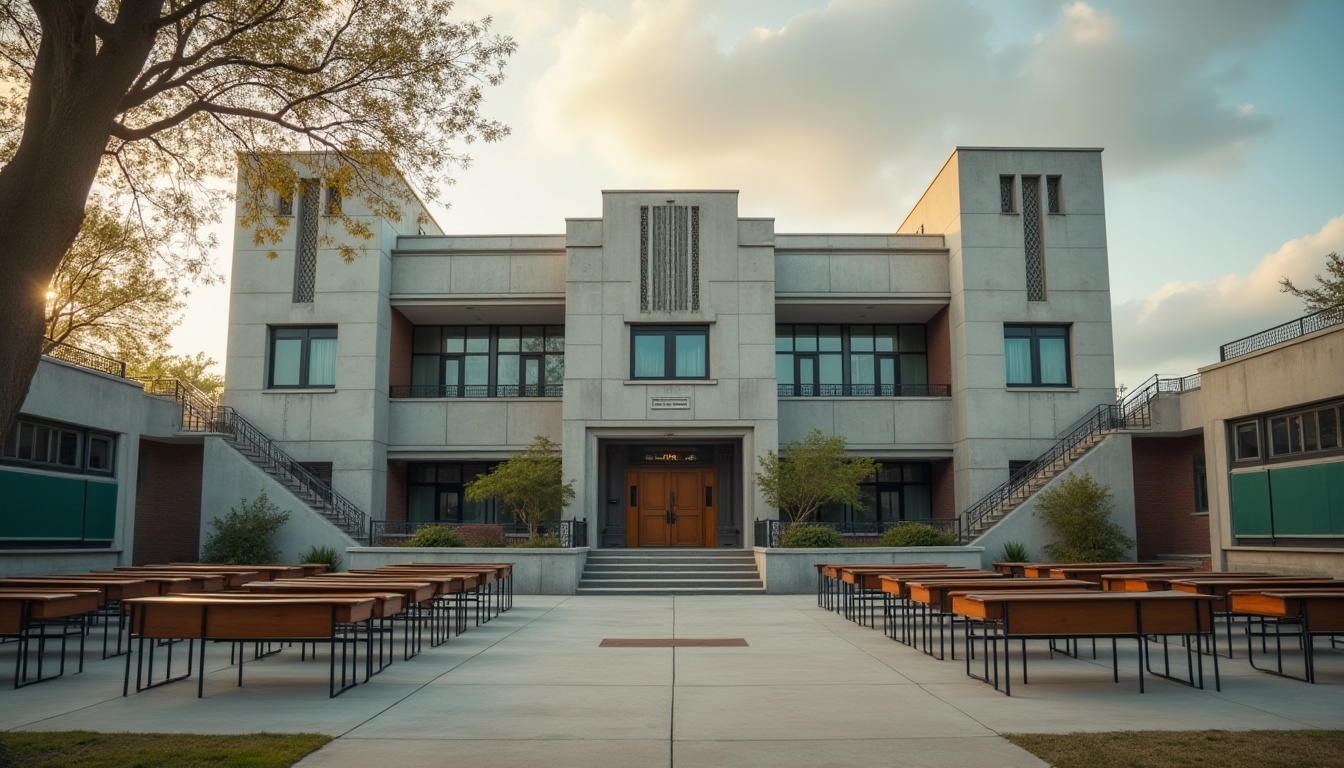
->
1220 305 1344 361
753 518 961 548
369 518 588 547
777 383 950 398
391 384 563 399
42 339 127 378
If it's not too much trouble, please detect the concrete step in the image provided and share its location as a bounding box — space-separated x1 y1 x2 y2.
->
575 586 768 595
581 571 761 581
586 550 753 559
584 563 759 573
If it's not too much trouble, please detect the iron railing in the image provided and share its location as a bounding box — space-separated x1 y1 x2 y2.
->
42 339 127 378
777 383 950 398
134 376 220 431
1220 305 1344 361
369 519 588 548
208 406 370 543
390 384 563 399
753 518 961 548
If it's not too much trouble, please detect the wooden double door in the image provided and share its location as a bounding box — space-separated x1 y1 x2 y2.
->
625 468 717 547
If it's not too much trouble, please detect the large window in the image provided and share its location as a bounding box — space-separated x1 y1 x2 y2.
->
407 325 564 398
775 324 932 397
407 462 505 523
1004 325 1070 387
1 416 115 475
269 326 337 388
1232 399 1343 465
631 326 708 380
817 461 933 524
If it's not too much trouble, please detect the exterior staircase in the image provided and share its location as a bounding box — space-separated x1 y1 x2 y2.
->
139 378 369 544
960 373 1201 542
577 549 765 595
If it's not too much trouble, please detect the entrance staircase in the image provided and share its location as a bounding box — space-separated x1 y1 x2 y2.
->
960 373 1201 542
577 549 764 595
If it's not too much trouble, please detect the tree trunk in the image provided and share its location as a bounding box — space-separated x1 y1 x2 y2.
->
0 0 163 436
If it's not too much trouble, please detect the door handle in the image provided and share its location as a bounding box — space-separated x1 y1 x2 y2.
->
668 492 677 525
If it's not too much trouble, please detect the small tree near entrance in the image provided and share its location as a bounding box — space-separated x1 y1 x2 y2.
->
1034 473 1134 562
756 429 877 524
465 436 574 540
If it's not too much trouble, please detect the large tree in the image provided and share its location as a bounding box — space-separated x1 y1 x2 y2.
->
0 0 515 436
1279 252 1344 313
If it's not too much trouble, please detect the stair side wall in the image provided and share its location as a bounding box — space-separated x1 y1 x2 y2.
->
971 433 1135 568
200 436 358 562
346 547 588 594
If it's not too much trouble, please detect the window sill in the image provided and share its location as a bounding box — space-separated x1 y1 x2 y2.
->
264 388 338 394
624 379 718 386
1005 386 1077 393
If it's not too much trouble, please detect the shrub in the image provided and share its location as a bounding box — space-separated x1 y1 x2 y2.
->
455 524 507 547
405 525 466 548
779 522 844 548
998 540 1030 562
299 544 343 572
756 429 877 523
1034 473 1134 562
465 436 574 540
518 533 561 548
201 492 289 565
878 523 958 547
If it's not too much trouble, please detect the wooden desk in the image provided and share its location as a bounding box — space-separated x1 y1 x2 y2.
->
249 580 436 660
167 564 308 581
1101 572 1279 592
1019 562 1171 579
1228 589 1344 683
123 565 264 587
902 579 1095 659
88 571 225 593
1047 565 1195 583
0 590 101 687
951 590 1219 695
385 562 515 613
123 596 376 698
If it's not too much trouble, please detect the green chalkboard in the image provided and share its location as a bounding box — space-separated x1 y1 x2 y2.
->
1229 471 1272 537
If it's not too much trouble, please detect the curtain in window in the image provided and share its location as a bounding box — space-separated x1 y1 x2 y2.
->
1004 337 1032 384
634 336 665 377
675 334 706 377
272 339 303 386
307 337 337 386
1038 338 1068 384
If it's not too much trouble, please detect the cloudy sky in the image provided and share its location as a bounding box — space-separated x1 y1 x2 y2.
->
174 0 1344 392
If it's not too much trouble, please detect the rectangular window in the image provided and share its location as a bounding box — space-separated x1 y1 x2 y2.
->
1004 325 1070 387
1193 454 1208 512
407 461 504 524
820 461 935 524
1233 421 1260 461
631 326 709 380
1000 175 1015 213
269 327 337 388
776 324 934 397
404 325 564 398
1319 407 1339 450
1046 175 1062 214
0 416 113 475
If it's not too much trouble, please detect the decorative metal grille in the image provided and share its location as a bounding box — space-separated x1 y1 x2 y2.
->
1046 176 1061 214
325 185 342 215
1022 176 1045 301
999 175 1014 213
640 204 699 312
1220 305 1344 361
293 178 319 303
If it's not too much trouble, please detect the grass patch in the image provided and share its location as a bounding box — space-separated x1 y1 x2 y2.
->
1005 730 1344 768
0 731 331 768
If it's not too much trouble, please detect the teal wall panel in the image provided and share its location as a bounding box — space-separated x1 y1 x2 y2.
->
0 469 119 544
1229 471 1272 536
84 481 118 540
1268 461 1344 536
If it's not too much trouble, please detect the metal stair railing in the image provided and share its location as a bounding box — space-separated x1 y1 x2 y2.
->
210 406 369 542
958 372 1203 542
135 376 220 432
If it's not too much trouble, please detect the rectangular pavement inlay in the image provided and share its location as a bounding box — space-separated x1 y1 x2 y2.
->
600 638 749 647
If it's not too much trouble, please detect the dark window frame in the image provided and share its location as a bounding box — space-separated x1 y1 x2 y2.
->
1193 454 1208 513
1231 399 1344 466
268 326 338 389
1003 324 1071 388
817 461 935 524
1 415 115 476
775 323 932 397
630 325 710 380
406 461 506 524
407 325 565 398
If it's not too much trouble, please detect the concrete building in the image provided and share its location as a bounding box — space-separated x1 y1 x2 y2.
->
217 147 1122 551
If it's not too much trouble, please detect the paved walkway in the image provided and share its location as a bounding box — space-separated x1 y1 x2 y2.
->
3 595 1344 767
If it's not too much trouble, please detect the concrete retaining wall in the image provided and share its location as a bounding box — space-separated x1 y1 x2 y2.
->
347 547 589 594
754 546 984 594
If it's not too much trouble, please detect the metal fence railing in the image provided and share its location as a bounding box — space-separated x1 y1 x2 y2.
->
369 519 588 548
777 383 951 398
390 384 563 399
753 518 962 548
1220 305 1344 361
42 339 127 378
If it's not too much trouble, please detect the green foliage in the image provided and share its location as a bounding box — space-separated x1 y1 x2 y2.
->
200 493 289 565
466 436 574 539
878 523 958 547
517 534 562 548
405 525 466 548
456 524 507 547
298 545 343 572
999 540 1031 562
756 429 878 523
1033 474 1134 562
779 522 845 548
0 730 330 768
1279 252 1344 312
128 351 225 398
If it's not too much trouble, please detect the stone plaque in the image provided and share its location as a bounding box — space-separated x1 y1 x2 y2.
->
650 396 691 410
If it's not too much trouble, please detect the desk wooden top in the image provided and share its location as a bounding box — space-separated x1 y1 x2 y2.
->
75 573 198 594
168 590 406 618
317 572 479 594
1103 572 1288 591
848 568 982 587
124 596 378 639
0 576 157 601
1048 565 1195 582
395 562 514 577
251 580 438 605
0 589 102 622
1019 562 1170 578
166 564 309 580
1229 589 1344 631
123 565 266 586
100 571 230 591
951 590 1218 634
361 567 495 584
1171 578 1344 600
875 571 999 594
906 579 1097 610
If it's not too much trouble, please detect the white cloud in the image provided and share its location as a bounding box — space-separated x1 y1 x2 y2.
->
529 0 1292 229
1112 214 1344 389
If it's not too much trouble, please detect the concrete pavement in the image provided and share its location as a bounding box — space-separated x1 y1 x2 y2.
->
3 595 1344 767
